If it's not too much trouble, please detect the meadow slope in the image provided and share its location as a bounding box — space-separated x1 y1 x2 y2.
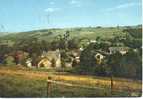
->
0 66 141 97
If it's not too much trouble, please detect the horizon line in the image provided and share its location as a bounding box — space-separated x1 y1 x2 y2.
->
0 24 142 33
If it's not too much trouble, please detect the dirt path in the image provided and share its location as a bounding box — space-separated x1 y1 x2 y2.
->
0 66 141 91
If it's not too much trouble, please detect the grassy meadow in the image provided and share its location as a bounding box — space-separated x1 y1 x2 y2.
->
0 27 125 41
0 66 141 97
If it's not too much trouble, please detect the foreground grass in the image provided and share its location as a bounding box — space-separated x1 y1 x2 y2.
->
0 66 142 97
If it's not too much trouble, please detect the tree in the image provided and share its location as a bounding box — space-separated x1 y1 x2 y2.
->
40 40 49 51
14 37 42 56
123 28 142 39
107 49 142 79
78 42 109 75
107 52 122 77
55 31 70 50
80 43 96 67
96 36 101 42
68 38 79 49
122 28 142 49
125 49 142 79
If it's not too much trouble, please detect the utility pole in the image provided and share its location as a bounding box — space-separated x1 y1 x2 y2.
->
0 25 4 32
0 24 6 35
46 13 50 28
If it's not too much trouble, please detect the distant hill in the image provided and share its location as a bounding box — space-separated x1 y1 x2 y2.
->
0 25 141 42
0 32 9 36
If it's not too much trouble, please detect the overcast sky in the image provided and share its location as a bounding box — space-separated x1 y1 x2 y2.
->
0 0 142 32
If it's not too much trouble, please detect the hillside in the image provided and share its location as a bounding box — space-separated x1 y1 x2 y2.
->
1 24 142 43
0 27 126 41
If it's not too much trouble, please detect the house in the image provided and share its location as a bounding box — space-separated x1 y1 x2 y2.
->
109 47 130 55
94 53 104 65
38 57 52 68
67 49 81 67
38 49 61 68
38 48 82 68
79 47 84 51
26 58 32 68
90 40 97 43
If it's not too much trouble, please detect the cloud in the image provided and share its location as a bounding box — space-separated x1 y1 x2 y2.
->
70 0 78 4
49 1 55 5
106 2 141 12
44 7 60 13
69 0 81 7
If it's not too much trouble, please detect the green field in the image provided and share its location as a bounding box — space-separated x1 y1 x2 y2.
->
0 27 126 41
0 66 141 97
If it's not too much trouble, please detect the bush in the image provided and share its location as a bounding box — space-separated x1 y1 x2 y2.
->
108 50 142 79
4 56 16 66
76 42 142 79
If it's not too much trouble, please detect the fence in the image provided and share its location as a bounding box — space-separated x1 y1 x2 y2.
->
46 76 132 97
47 77 140 97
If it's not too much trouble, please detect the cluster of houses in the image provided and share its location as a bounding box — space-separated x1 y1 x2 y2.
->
0 39 134 69
0 47 131 69
0 49 81 69
37 49 81 68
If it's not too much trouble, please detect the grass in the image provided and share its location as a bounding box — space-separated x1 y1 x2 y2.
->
0 66 142 97
0 74 47 97
1 27 125 42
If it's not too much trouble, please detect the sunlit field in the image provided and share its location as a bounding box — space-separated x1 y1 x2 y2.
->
0 66 141 97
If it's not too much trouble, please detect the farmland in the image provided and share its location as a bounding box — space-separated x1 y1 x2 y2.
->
0 27 125 41
0 66 141 97
0 25 142 97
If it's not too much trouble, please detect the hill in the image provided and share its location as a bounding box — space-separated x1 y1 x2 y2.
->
0 27 125 41
0 25 141 42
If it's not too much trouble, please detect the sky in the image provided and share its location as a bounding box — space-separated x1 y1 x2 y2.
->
0 0 142 32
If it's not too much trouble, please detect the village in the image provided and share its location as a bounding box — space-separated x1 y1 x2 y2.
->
0 25 142 98
0 35 131 69
0 27 141 80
